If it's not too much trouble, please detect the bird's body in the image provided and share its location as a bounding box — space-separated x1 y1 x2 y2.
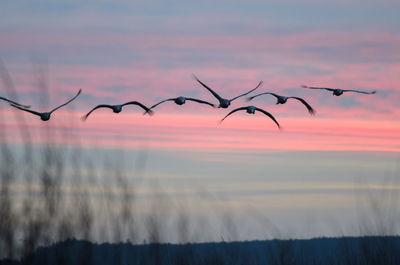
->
248 92 315 115
150 96 215 110
82 101 153 121
220 105 280 129
302 85 376 96
218 98 232 109
112 105 123 113
10 89 81 121
174 96 186 105
0 96 31 108
40 112 51 121
332 89 344 96
245 105 257 114
193 75 263 108
275 95 288 104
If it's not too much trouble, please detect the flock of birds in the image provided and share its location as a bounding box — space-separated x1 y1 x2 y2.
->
1 75 376 129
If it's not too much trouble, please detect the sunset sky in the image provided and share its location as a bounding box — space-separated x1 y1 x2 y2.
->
1 0 399 241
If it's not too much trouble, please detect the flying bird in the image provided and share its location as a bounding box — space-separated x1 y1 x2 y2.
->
220 105 280 129
82 101 153 121
149 96 215 110
1 96 31 108
247 92 315 115
301 85 376 96
10 89 81 121
193 74 263 108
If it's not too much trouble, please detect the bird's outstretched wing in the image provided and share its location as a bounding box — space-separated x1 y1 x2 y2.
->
247 92 278 101
193 74 224 102
0 96 31 108
254 107 281 129
50 88 82 113
149 98 175 110
81 104 114 121
342 89 376 94
185 97 215 107
220 106 248 123
288 97 316 115
230 81 263 102
301 85 335 92
122 101 154 115
10 104 42 117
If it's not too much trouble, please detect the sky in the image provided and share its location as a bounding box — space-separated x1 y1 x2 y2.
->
0 0 400 242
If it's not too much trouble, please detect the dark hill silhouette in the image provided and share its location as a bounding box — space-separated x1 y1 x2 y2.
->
2 236 399 265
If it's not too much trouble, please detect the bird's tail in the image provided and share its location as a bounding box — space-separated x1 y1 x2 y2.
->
143 109 154 116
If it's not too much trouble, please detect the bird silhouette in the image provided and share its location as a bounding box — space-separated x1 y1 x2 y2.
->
149 96 215 110
193 74 263 108
220 105 280 129
82 101 153 121
10 89 81 121
1 96 31 108
301 85 376 96
247 92 315 115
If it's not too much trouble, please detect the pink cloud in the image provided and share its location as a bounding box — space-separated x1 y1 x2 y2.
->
4 30 400 62
1 109 399 152
1 28 398 147
2 61 397 125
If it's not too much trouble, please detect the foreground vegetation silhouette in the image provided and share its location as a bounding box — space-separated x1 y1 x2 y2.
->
2 236 400 265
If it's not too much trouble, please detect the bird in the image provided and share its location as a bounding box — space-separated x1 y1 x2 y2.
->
220 105 280 129
1 96 31 108
193 74 263 108
10 89 81 121
149 96 215 110
301 85 376 96
82 101 153 121
247 92 315 115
